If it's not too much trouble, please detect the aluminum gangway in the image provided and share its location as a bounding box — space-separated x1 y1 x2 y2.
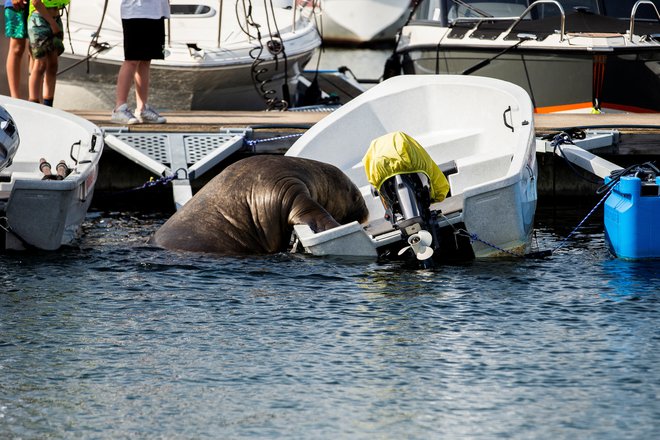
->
102 127 249 210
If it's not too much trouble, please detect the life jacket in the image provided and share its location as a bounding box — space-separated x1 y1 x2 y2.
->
29 0 70 16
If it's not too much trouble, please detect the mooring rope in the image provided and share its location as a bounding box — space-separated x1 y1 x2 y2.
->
548 185 614 254
455 228 528 258
243 132 303 147
138 168 187 190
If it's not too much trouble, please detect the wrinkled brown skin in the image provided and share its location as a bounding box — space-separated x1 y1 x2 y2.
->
149 155 369 254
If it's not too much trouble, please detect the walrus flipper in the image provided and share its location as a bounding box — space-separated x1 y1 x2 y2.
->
288 195 341 233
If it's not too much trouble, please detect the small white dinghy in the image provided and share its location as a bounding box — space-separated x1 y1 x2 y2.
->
286 74 538 263
0 96 104 251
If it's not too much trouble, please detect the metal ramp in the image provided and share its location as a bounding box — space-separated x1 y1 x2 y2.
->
103 127 249 210
535 129 621 178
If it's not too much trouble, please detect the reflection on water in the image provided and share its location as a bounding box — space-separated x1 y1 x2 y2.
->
1 205 659 439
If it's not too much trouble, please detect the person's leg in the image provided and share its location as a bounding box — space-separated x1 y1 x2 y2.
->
27 12 48 103
6 37 27 98
134 60 165 123
5 6 29 99
115 60 139 109
28 57 46 103
43 17 65 107
133 60 151 113
111 59 140 124
42 51 58 106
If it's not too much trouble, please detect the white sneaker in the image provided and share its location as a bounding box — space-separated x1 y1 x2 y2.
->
137 104 166 124
111 103 139 125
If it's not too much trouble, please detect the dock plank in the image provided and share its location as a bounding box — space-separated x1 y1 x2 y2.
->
73 109 332 132
74 109 660 134
534 113 660 133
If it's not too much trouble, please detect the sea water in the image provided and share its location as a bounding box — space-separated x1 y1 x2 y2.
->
1 204 659 439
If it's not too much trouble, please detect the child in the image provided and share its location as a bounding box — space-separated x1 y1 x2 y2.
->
27 0 69 106
4 0 29 98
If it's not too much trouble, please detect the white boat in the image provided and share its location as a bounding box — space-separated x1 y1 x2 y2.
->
0 96 104 250
286 74 538 261
318 0 413 45
55 0 321 111
387 0 660 113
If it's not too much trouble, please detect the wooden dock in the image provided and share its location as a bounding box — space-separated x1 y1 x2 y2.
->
76 110 660 155
73 109 330 132
77 109 660 210
76 109 660 132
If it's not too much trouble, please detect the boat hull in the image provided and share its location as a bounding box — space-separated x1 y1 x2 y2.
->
55 0 322 111
400 46 660 113
56 50 316 111
320 0 412 45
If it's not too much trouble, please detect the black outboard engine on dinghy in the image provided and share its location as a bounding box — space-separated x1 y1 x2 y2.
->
0 105 20 172
378 172 436 264
364 131 475 266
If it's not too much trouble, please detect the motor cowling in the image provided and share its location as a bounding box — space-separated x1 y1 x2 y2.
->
0 105 20 172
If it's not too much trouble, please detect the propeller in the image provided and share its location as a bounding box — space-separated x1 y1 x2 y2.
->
398 230 434 260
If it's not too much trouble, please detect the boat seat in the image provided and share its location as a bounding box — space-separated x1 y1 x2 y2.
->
364 217 396 237
0 160 41 176
449 153 513 194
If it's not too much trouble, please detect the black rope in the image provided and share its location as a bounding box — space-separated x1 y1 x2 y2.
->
549 131 605 186
383 0 424 80
104 168 188 198
240 0 290 110
596 161 659 195
57 0 111 76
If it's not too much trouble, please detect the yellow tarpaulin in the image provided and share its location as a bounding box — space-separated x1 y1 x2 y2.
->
363 131 449 203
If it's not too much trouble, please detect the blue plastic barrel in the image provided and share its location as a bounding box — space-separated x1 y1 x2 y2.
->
604 175 660 259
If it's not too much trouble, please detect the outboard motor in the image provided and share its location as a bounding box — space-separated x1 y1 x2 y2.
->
378 172 436 262
0 105 20 172
363 131 451 266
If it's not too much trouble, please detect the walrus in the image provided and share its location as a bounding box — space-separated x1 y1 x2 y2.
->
149 155 369 254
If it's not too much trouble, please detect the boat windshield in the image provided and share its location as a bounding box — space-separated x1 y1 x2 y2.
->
448 1 528 19
414 0 660 22
602 0 660 19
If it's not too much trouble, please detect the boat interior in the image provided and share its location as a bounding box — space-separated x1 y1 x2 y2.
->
0 102 102 201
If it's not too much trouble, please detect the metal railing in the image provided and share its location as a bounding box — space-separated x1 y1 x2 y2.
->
447 0 566 42
504 0 565 42
629 0 660 41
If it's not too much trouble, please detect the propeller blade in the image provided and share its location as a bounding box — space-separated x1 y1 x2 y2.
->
408 230 434 260
415 245 434 260
417 230 433 246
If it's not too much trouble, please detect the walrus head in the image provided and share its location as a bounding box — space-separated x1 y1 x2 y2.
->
295 157 369 228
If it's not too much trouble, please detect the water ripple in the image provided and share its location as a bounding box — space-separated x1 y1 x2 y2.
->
1 207 659 439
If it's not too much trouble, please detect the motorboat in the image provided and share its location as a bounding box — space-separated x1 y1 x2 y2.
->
286 74 538 264
0 96 104 251
385 0 660 113
317 0 414 45
55 0 321 111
